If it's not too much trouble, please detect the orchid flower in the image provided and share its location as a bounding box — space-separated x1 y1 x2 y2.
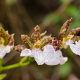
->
13 25 67 65
66 39 80 55
58 18 80 56
0 28 14 59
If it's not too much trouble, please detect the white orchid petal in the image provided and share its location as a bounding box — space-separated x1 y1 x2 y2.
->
45 50 68 65
43 45 55 63
20 45 68 65
32 49 45 65
60 57 68 65
0 45 12 58
70 43 80 55
20 49 33 57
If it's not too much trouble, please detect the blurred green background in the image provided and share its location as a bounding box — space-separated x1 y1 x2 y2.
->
1 0 80 80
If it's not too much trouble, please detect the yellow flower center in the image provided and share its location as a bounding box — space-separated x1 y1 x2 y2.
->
33 40 41 48
61 35 73 49
65 35 73 41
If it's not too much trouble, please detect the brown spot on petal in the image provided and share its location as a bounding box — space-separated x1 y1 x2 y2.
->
53 46 60 50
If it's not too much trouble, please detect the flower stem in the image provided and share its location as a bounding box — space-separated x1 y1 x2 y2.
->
0 59 3 67
19 56 29 63
0 59 3 73
2 61 30 71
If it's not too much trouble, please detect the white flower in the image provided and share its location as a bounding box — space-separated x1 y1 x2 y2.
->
0 45 13 59
20 45 68 65
68 39 80 55
0 28 14 59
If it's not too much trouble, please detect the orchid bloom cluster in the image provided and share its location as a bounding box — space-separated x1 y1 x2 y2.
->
12 26 67 65
0 28 14 59
0 18 80 66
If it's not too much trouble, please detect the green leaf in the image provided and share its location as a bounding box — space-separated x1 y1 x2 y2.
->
58 61 72 78
0 74 7 80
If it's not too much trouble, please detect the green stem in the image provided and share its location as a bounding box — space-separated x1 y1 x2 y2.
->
0 59 3 73
2 61 30 71
0 59 3 67
19 56 29 63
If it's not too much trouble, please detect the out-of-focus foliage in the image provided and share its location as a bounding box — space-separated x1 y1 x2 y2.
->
60 0 70 4
58 61 72 78
66 5 80 30
6 0 16 5
0 74 6 80
0 24 3 28
66 5 79 19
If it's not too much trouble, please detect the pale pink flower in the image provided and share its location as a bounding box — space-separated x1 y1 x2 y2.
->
0 28 14 59
0 45 13 58
20 45 68 65
68 39 80 55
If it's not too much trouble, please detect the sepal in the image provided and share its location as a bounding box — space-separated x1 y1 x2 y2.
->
31 25 40 43
58 18 72 40
68 28 80 35
12 45 26 52
8 34 14 46
40 31 47 38
40 35 52 49
71 36 80 42
21 35 32 48
52 40 62 50
0 28 10 46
